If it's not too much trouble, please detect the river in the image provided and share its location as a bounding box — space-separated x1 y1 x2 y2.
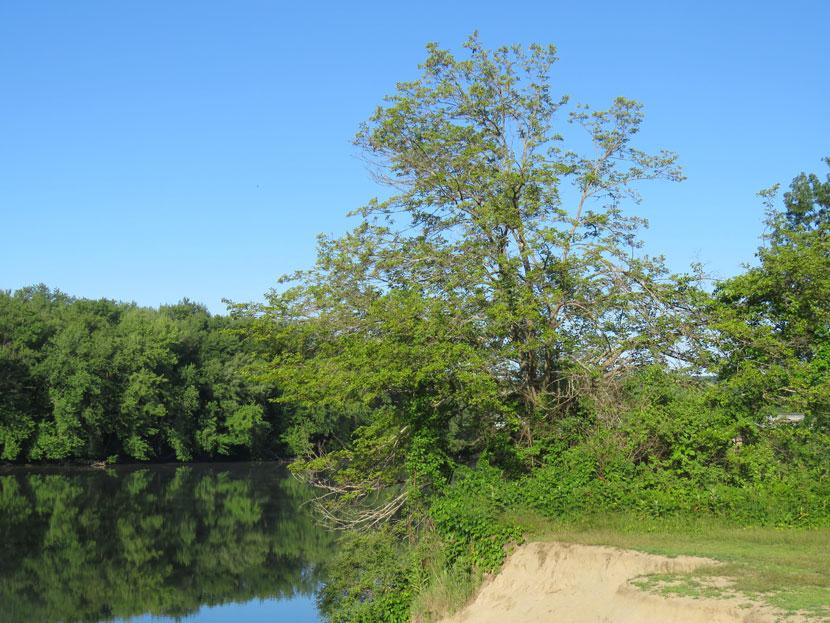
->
0 462 331 623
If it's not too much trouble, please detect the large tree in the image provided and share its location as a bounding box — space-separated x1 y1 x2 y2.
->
247 35 700 526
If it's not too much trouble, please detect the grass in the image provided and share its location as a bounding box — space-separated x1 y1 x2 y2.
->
411 563 481 622
523 513 830 620
409 528 486 623
630 573 738 600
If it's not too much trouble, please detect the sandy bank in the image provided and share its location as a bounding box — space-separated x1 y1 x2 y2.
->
439 541 801 623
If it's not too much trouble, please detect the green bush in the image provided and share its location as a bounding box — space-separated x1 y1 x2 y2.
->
430 463 522 573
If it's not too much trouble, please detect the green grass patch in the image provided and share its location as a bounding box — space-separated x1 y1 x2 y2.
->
411 562 482 623
631 574 738 600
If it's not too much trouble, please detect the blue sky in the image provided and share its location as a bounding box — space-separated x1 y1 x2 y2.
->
2 0 828 313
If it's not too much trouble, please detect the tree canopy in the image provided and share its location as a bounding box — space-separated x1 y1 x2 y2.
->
0 287 279 462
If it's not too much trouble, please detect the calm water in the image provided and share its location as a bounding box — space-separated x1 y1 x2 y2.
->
0 463 331 623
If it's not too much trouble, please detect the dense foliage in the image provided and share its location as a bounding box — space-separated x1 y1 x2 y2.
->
0 287 279 462
315 369 829 622
236 37 829 622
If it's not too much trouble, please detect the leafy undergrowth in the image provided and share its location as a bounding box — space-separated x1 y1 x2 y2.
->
530 515 830 621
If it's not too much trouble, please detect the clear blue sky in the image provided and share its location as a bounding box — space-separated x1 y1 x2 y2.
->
2 1 828 313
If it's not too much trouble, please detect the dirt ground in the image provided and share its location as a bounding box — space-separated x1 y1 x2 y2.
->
439 541 804 623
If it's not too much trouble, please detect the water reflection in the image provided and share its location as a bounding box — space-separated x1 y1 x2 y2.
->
0 463 331 623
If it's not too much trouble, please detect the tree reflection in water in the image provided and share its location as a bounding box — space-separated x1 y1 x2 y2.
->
0 463 331 623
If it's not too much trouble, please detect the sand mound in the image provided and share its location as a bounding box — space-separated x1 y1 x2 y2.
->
439 541 798 623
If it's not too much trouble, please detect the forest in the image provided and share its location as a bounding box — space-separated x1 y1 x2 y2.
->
0 288 279 462
2 35 829 622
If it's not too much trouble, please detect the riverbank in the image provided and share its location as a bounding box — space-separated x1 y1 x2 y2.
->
428 520 830 623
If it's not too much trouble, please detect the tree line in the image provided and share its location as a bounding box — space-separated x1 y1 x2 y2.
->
0 289 279 462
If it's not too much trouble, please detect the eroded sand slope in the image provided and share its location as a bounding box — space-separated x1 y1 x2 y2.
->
440 541 798 623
